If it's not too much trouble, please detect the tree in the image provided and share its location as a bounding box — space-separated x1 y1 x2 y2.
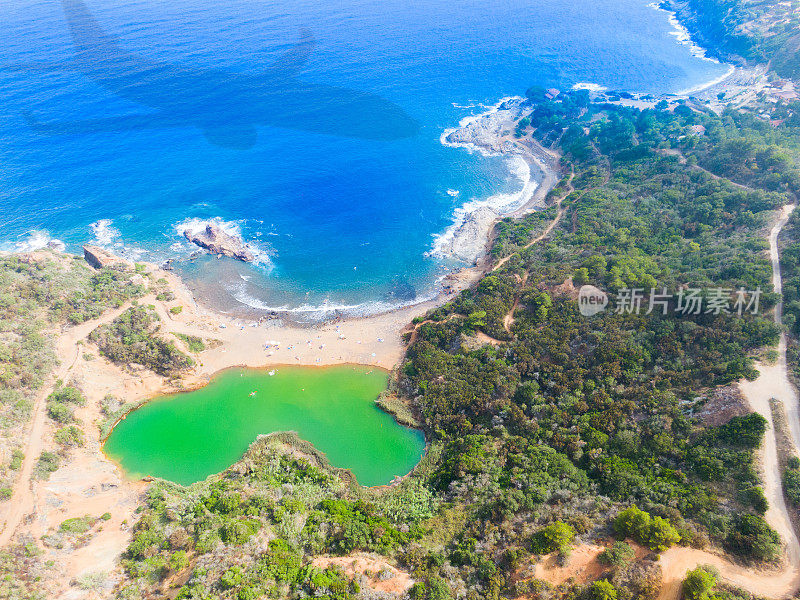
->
682 567 716 600
531 521 576 555
587 580 617 600
613 506 651 541
647 516 680 552
614 507 679 552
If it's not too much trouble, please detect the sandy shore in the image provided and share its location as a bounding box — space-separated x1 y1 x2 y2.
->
155 264 483 374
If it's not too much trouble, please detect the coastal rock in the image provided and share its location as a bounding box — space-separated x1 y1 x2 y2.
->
444 97 526 151
83 245 130 270
183 224 255 262
129 274 149 290
438 206 498 265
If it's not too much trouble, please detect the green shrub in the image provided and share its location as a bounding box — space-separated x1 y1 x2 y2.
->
219 518 261 546
409 576 452 600
682 566 716 600
54 425 85 448
59 516 93 534
598 541 635 566
725 513 781 561
168 550 189 572
530 521 576 555
220 565 244 589
741 485 768 514
46 401 74 424
47 386 86 406
613 506 679 552
8 449 23 471
89 306 193 376
613 507 651 541
176 333 205 353
587 580 617 600
784 460 800 507
33 451 59 480
647 517 681 552
716 413 768 448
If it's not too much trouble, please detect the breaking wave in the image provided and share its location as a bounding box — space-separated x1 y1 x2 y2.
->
227 282 438 323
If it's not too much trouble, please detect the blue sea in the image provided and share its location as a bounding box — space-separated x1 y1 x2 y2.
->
0 0 729 319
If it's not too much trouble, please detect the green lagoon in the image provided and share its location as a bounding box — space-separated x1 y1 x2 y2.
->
103 366 425 487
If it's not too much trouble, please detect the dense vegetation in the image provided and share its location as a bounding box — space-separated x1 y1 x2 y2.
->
778 211 800 383
395 92 798 598
89 305 193 376
116 434 437 600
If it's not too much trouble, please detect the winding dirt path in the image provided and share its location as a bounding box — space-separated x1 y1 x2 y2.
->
0 300 140 547
492 202 567 273
656 204 800 599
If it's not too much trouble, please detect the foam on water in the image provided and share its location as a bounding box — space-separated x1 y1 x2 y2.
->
3 230 66 253
648 2 729 68
573 82 608 93
228 281 437 323
89 219 121 247
429 154 536 260
173 216 243 239
431 96 539 262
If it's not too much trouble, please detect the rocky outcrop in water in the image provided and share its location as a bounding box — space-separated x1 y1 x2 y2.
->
436 206 498 265
83 245 130 270
443 97 526 151
183 224 255 262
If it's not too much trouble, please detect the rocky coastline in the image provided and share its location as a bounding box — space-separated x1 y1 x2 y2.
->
435 96 561 264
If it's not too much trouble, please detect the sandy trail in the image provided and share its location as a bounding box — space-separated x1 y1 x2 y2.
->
0 300 138 547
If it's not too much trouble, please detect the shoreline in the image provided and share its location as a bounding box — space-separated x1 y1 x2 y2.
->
2 20 793 599
159 96 560 325
149 99 561 326
434 96 560 264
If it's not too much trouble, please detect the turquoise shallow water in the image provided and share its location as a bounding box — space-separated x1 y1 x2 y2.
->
0 0 728 316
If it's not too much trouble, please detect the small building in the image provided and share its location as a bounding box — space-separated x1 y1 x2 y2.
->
689 124 706 136
545 88 560 100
